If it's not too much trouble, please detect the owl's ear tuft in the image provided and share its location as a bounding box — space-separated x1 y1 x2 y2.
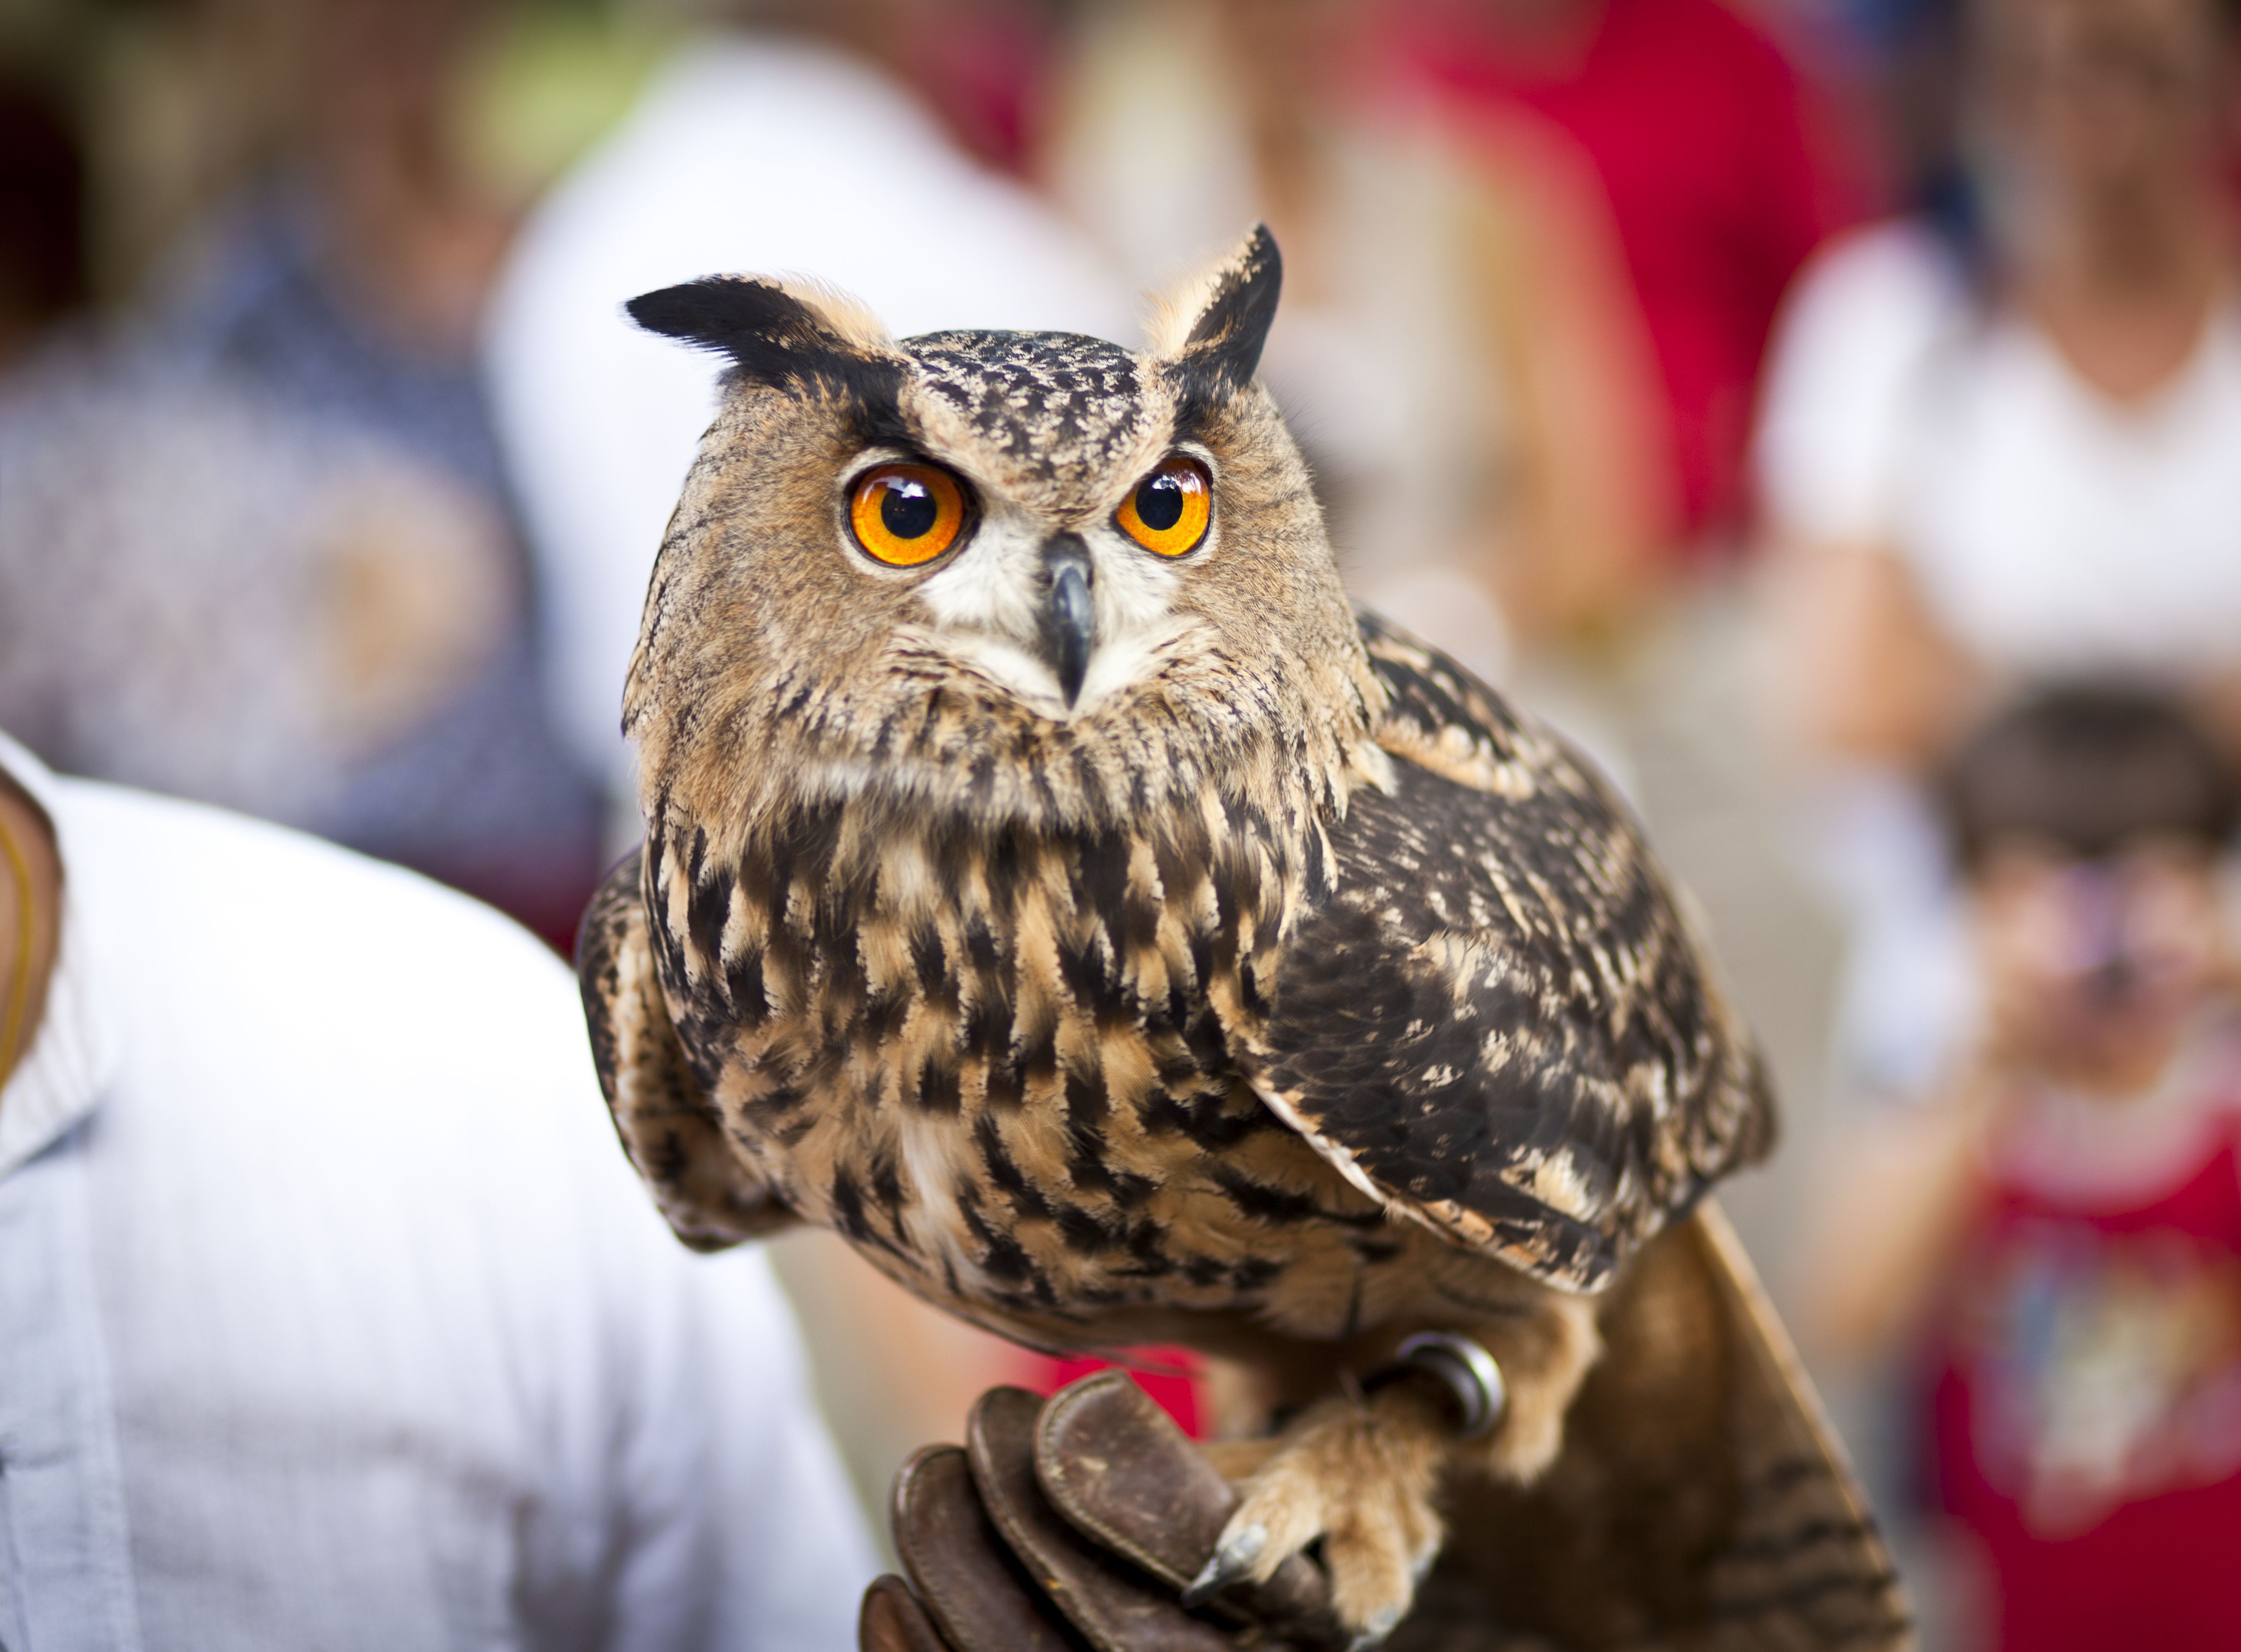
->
626 276 896 392
1146 225 1282 400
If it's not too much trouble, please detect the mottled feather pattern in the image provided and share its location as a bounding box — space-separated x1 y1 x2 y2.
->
636 701 1438 1350
617 604 1768 1346
577 851 794 1248
907 332 1149 491
1250 616 1776 1291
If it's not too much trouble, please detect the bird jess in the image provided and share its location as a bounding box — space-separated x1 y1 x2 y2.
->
579 228 1901 1646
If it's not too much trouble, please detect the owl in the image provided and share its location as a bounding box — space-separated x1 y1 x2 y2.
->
579 228 1888 1645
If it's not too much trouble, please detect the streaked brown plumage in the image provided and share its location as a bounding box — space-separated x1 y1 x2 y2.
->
578 228 1902 1645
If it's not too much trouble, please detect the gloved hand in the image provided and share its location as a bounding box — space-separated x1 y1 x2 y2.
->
858 1369 1365 1651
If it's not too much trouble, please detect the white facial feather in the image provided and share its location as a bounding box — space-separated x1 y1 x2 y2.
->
906 492 1213 718
914 509 1047 642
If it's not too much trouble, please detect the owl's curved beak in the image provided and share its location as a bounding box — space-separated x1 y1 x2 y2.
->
1038 534 1096 708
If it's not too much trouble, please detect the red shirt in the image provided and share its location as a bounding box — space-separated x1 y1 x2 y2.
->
1388 0 1864 548
1927 1096 2241 1651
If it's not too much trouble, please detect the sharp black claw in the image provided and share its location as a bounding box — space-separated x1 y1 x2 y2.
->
1180 1522 1265 1607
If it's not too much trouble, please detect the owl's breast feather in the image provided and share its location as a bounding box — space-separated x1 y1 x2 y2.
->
650 768 1482 1342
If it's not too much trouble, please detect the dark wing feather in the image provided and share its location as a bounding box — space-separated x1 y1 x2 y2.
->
577 848 796 1249
1239 613 1774 1292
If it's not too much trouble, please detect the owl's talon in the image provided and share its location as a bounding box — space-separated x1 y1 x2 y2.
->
1180 1521 1265 1606
1200 1388 1446 1641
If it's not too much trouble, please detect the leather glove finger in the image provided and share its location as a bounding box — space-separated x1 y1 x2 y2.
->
860 1574 954 1652
969 1384 1282 1650
862 1416 1251 1652
1032 1372 1339 1644
871 1440 1085 1651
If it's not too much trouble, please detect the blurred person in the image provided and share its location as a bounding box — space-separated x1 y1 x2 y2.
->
1758 0 2241 1095
1043 0 1674 684
1801 687 2241 1652
0 0 604 952
0 725 873 1647
1764 0 2241 767
1393 0 1869 563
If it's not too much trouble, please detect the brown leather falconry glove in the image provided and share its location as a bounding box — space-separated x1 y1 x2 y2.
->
859 1211 1913 1652
860 1370 1355 1652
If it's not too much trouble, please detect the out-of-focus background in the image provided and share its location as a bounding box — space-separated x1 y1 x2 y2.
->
3 0 2235 1642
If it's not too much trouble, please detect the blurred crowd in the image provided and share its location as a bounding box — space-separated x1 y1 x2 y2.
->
2 0 2237 1644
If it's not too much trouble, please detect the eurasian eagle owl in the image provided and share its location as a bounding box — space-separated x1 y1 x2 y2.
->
578 228 1868 1645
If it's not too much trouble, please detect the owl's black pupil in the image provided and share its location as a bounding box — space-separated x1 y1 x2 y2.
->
881 480 939 539
1136 474 1186 533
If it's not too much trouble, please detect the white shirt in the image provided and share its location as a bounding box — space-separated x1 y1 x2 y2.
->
0 734 875 1650
1757 219 2241 681
483 35 1133 799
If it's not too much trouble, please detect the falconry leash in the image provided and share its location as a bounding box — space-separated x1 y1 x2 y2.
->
0 809 34 1087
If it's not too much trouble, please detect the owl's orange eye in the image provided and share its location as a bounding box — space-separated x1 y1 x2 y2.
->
849 464 967 567
1115 456 1211 557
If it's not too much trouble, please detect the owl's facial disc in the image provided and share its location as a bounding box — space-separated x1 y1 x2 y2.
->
893 445 1218 720
625 224 1301 737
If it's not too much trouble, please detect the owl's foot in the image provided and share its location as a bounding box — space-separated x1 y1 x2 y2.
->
1182 1381 1451 1649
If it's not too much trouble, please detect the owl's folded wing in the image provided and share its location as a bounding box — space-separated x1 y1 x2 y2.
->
1236 613 1776 1293
577 848 796 1249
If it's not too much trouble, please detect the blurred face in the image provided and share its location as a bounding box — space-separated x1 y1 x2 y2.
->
1971 835 2232 1092
1983 0 2235 197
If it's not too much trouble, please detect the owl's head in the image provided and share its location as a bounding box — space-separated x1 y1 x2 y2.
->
623 227 1384 840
